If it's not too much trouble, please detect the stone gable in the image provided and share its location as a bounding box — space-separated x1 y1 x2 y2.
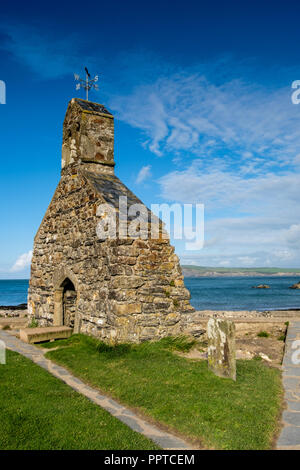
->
28 98 194 342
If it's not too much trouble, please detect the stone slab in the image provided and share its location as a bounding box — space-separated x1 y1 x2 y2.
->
287 401 300 412
283 367 300 377
277 426 300 447
20 326 72 344
283 377 300 390
282 411 300 426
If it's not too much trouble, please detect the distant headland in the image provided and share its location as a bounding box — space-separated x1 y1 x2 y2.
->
182 266 300 278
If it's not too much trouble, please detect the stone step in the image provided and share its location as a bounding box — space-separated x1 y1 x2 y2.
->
20 326 73 344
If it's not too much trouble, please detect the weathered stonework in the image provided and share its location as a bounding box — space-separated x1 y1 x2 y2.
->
28 98 194 342
207 317 236 380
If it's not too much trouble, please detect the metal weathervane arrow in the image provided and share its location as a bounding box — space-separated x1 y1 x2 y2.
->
74 67 99 101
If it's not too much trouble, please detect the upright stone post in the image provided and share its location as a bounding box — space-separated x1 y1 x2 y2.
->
0 340 5 365
207 317 236 381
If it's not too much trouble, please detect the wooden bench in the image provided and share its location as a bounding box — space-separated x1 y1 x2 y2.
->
20 326 73 344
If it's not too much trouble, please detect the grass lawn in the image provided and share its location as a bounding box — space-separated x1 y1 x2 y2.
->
44 334 283 450
0 350 159 450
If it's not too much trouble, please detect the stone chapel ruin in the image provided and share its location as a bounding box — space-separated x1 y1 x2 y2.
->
28 98 194 342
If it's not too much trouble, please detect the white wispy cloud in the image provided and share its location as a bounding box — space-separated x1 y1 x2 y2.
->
10 250 32 273
160 164 300 267
159 162 300 214
110 67 300 168
136 165 152 184
109 59 300 267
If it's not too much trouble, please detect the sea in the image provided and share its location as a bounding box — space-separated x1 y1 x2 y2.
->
1 277 300 311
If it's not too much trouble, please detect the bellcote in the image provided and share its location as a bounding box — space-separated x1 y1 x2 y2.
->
61 98 114 174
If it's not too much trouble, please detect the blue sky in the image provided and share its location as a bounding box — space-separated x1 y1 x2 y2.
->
1 0 300 278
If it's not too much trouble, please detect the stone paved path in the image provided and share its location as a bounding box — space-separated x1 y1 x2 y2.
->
0 330 194 450
277 321 300 450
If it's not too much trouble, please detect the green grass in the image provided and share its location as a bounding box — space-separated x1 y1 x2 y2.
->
257 331 270 338
28 318 39 328
45 334 283 450
0 350 159 450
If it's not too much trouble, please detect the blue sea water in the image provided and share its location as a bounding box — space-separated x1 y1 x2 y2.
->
185 276 300 311
1 277 300 311
0 280 29 306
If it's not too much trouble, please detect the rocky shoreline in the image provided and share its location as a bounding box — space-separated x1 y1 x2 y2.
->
0 304 28 318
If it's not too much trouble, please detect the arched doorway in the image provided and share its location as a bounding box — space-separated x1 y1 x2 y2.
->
53 273 78 330
61 278 76 328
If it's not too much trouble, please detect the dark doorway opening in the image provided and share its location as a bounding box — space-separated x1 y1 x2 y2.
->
61 278 76 328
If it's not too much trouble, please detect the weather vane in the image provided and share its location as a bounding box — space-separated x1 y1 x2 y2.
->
74 67 99 101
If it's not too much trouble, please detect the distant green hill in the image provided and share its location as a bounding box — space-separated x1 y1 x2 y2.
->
181 266 300 277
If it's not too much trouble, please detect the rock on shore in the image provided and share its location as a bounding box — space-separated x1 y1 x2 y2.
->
252 284 270 289
289 281 300 289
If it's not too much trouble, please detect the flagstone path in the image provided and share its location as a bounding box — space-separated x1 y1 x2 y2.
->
277 321 300 450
